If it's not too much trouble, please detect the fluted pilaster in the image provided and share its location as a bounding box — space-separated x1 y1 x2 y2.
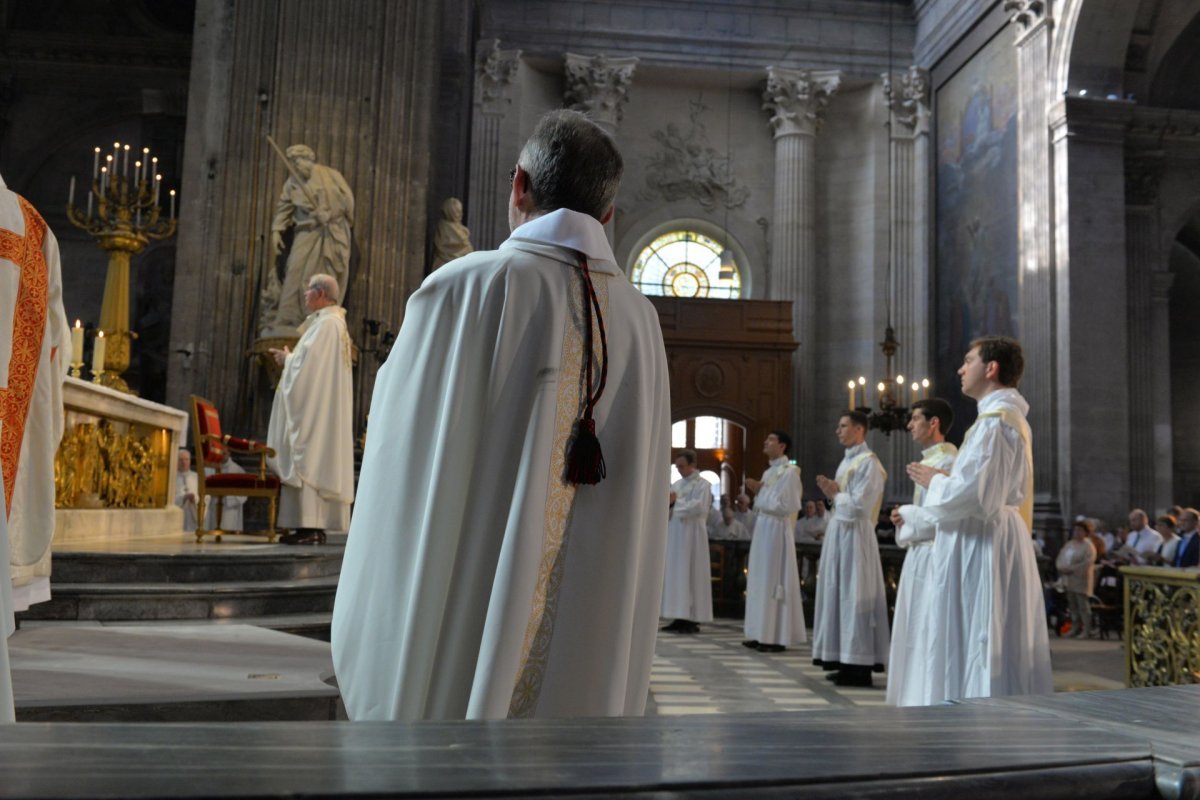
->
762 67 840 455
468 38 522 250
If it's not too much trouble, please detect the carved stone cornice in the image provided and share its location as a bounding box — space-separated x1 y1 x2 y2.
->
563 53 638 129
474 39 521 109
882 66 930 135
762 67 841 138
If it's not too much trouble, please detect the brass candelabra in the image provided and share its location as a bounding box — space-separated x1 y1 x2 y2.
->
66 142 177 393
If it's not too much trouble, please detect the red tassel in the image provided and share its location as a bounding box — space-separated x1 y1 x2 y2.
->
565 417 606 485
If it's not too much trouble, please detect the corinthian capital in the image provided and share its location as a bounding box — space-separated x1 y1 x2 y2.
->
475 39 522 109
762 67 841 138
563 53 638 130
1004 0 1048 32
883 66 930 134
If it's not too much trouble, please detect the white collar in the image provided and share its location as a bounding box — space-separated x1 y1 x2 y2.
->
977 387 1029 416
921 441 956 459
501 208 618 274
769 456 790 468
843 442 869 459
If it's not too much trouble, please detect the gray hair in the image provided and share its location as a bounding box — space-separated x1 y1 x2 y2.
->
286 144 316 161
517 109 622 221
308 273 340 302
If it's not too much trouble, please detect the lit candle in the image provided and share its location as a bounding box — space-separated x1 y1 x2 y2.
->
134 160 141 186
877 382 886 398
154 173 161 205
71 320 84 366
100 166 108 194
921 378 930 399
911 381 919 404
112 142 120 173
848 380 856 410
169 189 176 220
857 376 866 407
92 147 100 180
122 144 130 178
92 331 106 379
896 375 904 386
68 175 75 208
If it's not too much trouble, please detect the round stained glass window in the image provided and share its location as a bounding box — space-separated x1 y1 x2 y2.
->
631 231 741 299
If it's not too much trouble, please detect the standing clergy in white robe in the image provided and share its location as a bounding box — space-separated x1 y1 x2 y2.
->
812 411 890 687
886 399 957 706
0 173 70 720
897 336 1053 702
332 110 671 721
742 431 805 653
661 450 713 634
267 273 355 543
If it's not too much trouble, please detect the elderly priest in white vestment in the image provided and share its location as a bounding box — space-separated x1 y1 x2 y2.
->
741 431 806 653
267 273 355 545
812 411 890 687
332 110 671 721
0 173 71 721
886 398 957 707
661 449 714 635
896 336 1052 702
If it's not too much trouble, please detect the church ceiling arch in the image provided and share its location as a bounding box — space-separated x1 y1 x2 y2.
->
1052 0 1142 98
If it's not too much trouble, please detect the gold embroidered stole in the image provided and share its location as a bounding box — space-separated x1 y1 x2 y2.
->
962 408 1034 532
836 450 885 523
0 197 49 519
912 442 957 506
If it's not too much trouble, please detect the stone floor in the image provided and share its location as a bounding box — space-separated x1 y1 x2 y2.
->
646 620 1126 717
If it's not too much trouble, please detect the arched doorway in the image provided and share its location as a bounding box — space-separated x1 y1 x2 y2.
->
669 415 747 503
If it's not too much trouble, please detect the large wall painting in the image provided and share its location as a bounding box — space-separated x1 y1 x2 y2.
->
935 25 1020 436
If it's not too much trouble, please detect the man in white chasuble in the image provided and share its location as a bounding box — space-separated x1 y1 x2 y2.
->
267 273 355 544
333 110 671 721
0 172 71 722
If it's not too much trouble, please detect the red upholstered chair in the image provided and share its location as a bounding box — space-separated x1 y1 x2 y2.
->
190 395 281 543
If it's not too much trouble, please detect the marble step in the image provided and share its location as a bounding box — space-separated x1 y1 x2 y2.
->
20 612 335 641
50 549 343 584
19 576 339 623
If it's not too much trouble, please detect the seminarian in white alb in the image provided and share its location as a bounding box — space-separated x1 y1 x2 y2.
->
1 1 1199 795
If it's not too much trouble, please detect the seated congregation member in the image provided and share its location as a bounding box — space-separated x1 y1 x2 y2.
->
1173 508 1199 568
332 110 671 720
742 431 805 654
710 502 750 541
812 411 889 687
1123 509 1162 565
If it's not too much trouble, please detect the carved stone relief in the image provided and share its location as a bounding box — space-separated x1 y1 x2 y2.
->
641 98 750 211
1003 0 1047 31
475 38 521 109
563 52 637 129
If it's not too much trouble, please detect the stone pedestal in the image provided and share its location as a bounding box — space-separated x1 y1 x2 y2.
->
762 67 841 474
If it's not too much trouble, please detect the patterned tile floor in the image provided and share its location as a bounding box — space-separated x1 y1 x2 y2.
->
645 620 1126 717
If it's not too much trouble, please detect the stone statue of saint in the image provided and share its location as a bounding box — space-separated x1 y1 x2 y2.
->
430 197 473 270
261 144 355 335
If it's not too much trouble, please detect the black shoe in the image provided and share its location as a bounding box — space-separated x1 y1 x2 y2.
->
757 644 786 653
834 666 873 687
825 671 840 681
742 640 760 649
661 620 685 632
281 528 326 545
681 621 700 634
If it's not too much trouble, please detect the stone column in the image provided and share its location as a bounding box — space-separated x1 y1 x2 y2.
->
168 0 438 437
882 66 931 501
467 39 521 251
1150 269 1176 508
762 67 841 475
1008 0 1061 528
1124 150 1167 510
563 53 638 136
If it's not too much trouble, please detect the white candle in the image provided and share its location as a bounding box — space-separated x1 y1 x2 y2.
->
71 320 84 366
848 381 856 410
911 382 919 404
100 166 108 194
112 142 120 174
169 189 176 219
92 331 106 378
154 173 161 205
92 147 100 180
86 186 93 218
134 160 141 186
68 176 75 208
122 144 130 178
921 378 930 399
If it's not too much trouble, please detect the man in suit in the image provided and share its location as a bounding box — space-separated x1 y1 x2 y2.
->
1173 508 1199 568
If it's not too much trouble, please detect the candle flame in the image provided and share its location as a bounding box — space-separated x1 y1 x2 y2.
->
896 375 904 384
169 189 176 196
877 382 885 393
857 376 866 385
847 380 856 389
75 319 81 327
911 382 919 391
97 331 105 339
921 378 930 387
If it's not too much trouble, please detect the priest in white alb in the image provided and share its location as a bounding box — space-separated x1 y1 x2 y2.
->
812 411 890 687
267 273 355 545
886 398 957 706
0 172 71 721
896 336 1052 701
332 110 671 721
741 431 805 653
661 449 713 634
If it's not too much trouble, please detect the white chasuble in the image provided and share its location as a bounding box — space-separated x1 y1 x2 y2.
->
743 458 806 646
661 472 714 622
899 388 1052 702
811 443 889 667
267 305 355 530
332 209 671 721
887 441 957 707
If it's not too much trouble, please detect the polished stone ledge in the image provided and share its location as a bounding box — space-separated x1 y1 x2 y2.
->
2 687 1194 799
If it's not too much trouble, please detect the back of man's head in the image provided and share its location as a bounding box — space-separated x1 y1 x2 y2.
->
518 110 623 221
